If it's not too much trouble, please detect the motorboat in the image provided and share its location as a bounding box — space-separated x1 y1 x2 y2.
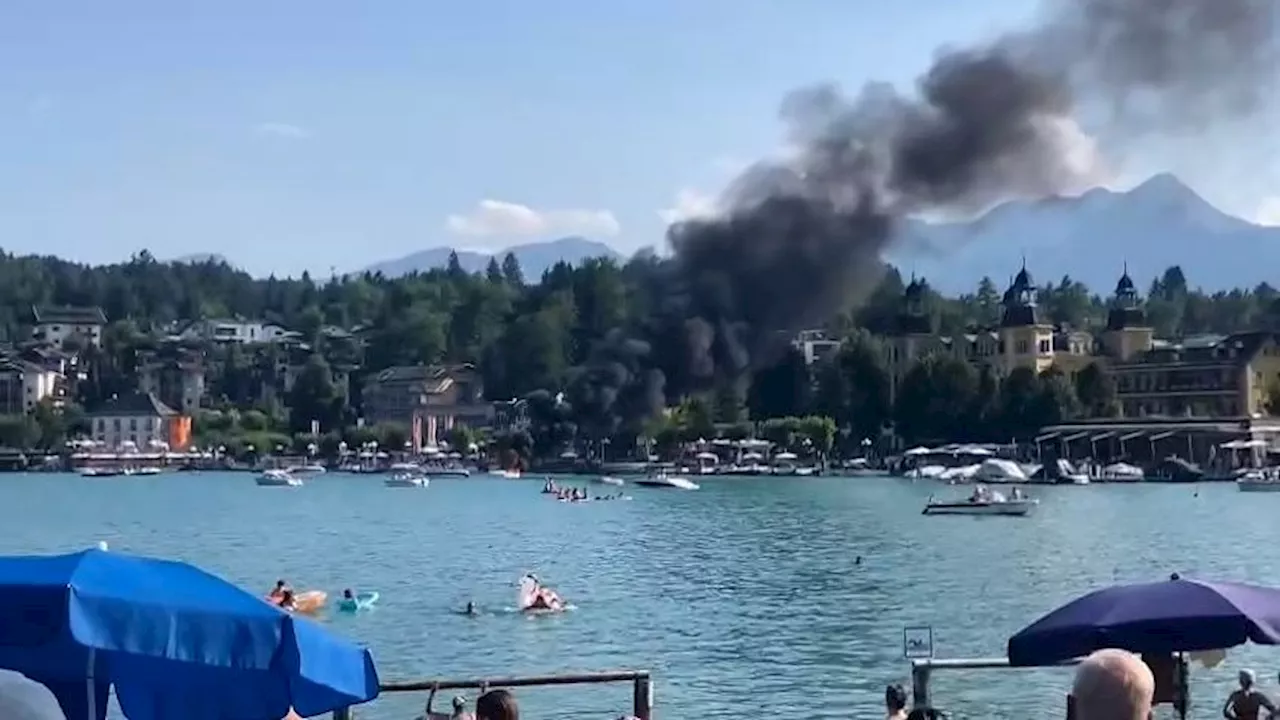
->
385 472 429 488
922 486 1038 516
256 469 303 487
634 472 700 490
973 458 1028 484
491 469 521 479
79 467 122 478
131 466 163 475
595 475 625 486
429 466 471 478
1097 462 1144 482
292 464 327 475
1237 470 1280 491
1027 459 1090 485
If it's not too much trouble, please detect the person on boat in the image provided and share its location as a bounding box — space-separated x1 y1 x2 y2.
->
277 589 297 611
1224 669 1275 720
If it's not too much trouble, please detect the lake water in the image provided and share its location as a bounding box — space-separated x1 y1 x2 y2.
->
2 472 1275 719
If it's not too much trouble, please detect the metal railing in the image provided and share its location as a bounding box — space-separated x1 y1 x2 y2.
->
332 669 654 719
909 656 1080 709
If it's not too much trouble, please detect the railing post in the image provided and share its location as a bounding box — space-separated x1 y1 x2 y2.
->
911 661 930 709
632 674 653 720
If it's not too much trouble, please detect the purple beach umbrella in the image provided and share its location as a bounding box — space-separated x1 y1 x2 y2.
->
1008 574 1280 666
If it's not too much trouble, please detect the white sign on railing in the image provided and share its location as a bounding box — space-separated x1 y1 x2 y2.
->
903 626 934 659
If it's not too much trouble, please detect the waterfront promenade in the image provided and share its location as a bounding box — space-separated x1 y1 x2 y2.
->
2 473 1274 719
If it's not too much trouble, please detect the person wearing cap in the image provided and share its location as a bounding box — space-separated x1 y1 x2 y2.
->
0 669 68 720
451 695 473 719
1224 669 1275 720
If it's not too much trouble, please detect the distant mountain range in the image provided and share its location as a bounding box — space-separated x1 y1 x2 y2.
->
893 174 1280 295
167 174 1277 294
358 236 623 279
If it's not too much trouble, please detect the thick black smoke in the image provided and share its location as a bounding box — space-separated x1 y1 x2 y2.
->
573 0 1277 430
665 0 1276 387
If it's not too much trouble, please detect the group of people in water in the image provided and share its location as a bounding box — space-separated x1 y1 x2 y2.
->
540 480 624 502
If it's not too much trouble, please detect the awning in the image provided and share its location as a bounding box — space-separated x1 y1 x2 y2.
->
1118 431 1146 441
1148 431 1175 441
1034 432 1061 443
1062 431 1090 442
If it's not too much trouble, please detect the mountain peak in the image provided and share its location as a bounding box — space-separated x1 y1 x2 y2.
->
359 237 622 278
891 172 1278 295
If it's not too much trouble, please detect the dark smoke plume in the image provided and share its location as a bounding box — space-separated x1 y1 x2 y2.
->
663 0 1277 388
563 0 1276 433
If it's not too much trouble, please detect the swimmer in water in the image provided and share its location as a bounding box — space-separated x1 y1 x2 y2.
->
268 579 288 602
465 601 477 615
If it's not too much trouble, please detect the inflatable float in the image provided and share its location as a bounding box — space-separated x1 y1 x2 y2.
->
338 591 380 612
292 590 327 614
518 576 566 613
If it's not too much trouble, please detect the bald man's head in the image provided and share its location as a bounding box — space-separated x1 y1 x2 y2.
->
1071 649 1154 720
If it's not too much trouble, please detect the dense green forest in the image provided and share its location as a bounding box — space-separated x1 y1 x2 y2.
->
0 249 1272 458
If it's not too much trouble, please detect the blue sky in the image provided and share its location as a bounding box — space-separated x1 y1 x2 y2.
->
1 1 1274 277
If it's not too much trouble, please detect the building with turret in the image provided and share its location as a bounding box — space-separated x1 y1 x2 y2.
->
884 265 1094 401
879 263 1280 460
886 263 1280 422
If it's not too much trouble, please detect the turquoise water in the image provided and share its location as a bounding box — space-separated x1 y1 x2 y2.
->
1 473 1274 719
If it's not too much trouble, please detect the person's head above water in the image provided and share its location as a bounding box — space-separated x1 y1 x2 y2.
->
1071 649 1154 720
475 689 517 720
885 684 907 713
343 589 353 599
275 580 286 590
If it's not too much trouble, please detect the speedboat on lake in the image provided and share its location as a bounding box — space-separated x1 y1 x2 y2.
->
595 475 625 486
634 472 700 490
1237 470 1280 492
923 486 1037 516
256 469 303 487
385 472 429 488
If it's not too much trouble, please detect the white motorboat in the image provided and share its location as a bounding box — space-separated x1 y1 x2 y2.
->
1097 462 1144 482
490 469 521 479
132 466 163 475
923 486 1037 516
256 469 303 487
79 467 122 478
595 475 625 486
385 473 429 488
429 467 471 478
973 458 1028 484
1237 470 1280 491
634 472 700 490
293 464 327 475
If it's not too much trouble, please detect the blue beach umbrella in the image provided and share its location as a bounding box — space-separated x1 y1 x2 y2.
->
0 548 379 720
1007 574 1280 666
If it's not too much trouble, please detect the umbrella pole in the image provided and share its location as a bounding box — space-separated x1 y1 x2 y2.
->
86 649 96 720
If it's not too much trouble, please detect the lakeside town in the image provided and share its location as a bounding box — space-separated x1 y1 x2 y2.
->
2 253 1280 481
